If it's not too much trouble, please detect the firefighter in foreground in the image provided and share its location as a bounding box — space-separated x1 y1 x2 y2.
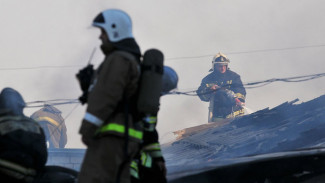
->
0 88 47 182
197 52 246 122
130 66 178 183
31 104 67 148
77 9 143 183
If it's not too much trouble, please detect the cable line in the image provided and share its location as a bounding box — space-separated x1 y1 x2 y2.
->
23 72 325 141
1 44 325 70
166 44 325 61
23 72 325 105
26 99 80 108
227 44 325 55
167 72 325 96
0 65 83 71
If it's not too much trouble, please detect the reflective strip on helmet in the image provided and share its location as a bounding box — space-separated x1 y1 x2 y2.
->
213 62 228 65
143 143 161 151
34 117 60 127
84 112 104 127
99 123 143 140
130 161 139 179
140 152 152 168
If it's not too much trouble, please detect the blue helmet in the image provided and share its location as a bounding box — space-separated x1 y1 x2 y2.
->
162 66 178 95
0 88 25 115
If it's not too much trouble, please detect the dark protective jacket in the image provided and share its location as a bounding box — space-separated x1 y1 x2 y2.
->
79 38 143 142
197 69 246 119
0 112 47 177
80 50 143 142
78 38 142 183
31 105 67 148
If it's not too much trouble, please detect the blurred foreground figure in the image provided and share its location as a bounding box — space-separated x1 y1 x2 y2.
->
77 9 142 183
0 87 47 182
31 104 67 148
130 66 178 183
197 52 246 122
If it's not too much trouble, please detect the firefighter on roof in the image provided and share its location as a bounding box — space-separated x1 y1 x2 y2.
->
197 52 246 122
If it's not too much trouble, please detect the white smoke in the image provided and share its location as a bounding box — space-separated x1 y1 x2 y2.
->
0 0 325 148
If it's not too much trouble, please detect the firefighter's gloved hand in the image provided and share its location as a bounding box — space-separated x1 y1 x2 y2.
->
76 64 94 92
155 160 167 177
78 92 88 105
79 121 98 146
76 65 94 105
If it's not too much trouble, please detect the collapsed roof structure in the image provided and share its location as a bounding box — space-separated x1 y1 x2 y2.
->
164 95 325 182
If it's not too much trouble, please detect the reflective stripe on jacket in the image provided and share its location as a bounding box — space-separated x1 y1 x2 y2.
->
98 122 143 140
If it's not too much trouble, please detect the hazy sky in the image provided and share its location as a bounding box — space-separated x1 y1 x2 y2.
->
1 0 325 148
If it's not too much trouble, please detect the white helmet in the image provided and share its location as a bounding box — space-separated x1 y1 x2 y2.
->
211 52 230 71
92 9 134 42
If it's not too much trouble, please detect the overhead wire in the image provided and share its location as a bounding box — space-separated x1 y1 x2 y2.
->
26 72 325 106
1 44 325 71
23 72 325 105
244 72 325 89
26 99 80 108
165 44 325 61
168 72 325 96
23 72 325 142
0 65 83 71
